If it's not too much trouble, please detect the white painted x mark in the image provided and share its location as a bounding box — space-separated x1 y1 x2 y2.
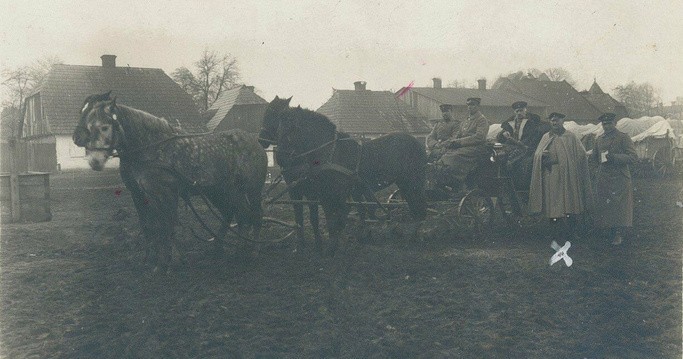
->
550 241 573 267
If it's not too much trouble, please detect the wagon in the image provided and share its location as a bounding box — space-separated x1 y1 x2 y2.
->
629 120 678 177
385 143 541 236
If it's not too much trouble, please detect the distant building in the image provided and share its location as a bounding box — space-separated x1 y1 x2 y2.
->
205 85 268 133
397 78 547 125
662 96 683 120
20 54 203 171
579 80 629 119
492 76 603 123
317 81 431 140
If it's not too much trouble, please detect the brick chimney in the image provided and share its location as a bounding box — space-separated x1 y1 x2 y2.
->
101 55 117 68
354 81 367 91
477 78 486 90
432 78 442 89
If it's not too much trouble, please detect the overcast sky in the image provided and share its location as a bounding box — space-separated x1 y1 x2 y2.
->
1 0 681 109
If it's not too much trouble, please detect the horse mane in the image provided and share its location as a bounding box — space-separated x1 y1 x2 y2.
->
114 104 179 136
289 106 337 136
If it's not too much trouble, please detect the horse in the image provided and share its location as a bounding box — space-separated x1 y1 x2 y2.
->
73 92 268 272
258 96 426 254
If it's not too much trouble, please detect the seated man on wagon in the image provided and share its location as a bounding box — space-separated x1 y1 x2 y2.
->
435 97 490 191
426 104 461 163
496 101 550 190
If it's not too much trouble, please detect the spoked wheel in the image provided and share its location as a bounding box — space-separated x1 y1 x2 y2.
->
456 188 494 236
653 147 674 177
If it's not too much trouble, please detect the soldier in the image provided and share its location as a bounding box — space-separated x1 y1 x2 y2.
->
496 101 550 190
530 112 593 242
591 113 638 245
437 97 490 190
426 104 460 163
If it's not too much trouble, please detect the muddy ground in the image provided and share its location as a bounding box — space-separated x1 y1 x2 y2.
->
1 169 681 358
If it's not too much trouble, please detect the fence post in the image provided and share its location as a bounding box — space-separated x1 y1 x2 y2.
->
9 139 21 222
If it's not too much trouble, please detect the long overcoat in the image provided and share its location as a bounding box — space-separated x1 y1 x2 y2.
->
591 129 638 228
497 113 551 189
439 111 489 182
426 119 461 161
529 130 593 218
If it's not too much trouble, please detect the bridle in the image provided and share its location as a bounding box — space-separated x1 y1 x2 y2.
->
80 106 213 159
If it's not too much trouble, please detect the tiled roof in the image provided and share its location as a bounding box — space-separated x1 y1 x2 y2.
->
405 87 545 108
588 81 604 94
206 85 267 131
28 64 204 135
493 78 603 121
581 92 629 118
317 89 430 135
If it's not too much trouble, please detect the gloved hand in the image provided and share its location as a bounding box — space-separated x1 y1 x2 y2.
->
542 154 554 170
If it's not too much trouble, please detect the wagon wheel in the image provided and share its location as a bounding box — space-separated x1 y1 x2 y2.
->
653 146 673 177
456 188 494 235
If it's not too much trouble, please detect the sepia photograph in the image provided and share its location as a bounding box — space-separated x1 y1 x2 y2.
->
1 1 682 357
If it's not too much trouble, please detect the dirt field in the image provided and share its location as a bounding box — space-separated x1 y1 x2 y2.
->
1 168 681 358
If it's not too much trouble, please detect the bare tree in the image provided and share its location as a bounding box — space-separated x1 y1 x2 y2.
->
447 79 474 88
171 50 240 112
498 67 575 85
544 67 576 86
614 82 662 117
2 56 63 110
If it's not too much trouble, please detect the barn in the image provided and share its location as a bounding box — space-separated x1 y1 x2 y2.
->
204 85 268 134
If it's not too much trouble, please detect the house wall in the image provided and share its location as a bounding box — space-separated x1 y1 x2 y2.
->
55 135 119 170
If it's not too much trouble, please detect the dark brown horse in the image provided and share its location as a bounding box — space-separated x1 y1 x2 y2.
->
73 92 267 272
259 96 426 254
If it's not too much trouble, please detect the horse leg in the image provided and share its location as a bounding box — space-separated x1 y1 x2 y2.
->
208 194 234 258
395 179 427 242
309 203 323 252
293 201 306 249
351 188 371 243
322 200 350 256
121 171 155 266
248 190 263 244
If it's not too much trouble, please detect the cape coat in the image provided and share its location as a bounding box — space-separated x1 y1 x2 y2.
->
591 129 638 228
529 129 593 218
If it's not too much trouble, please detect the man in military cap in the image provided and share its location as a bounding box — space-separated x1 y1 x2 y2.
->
496 100 550 190
426 103 461 162
436 97 490 189
591 113 638 245
530 112 593 243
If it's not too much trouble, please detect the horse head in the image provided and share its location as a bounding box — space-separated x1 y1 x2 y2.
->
259 95 292 148
73 92 125 171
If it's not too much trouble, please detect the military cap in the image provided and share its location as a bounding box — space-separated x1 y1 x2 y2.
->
598 113 617 123
439 104 454 112
548 112 566 119
512 101 528 110
466 97 481 105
